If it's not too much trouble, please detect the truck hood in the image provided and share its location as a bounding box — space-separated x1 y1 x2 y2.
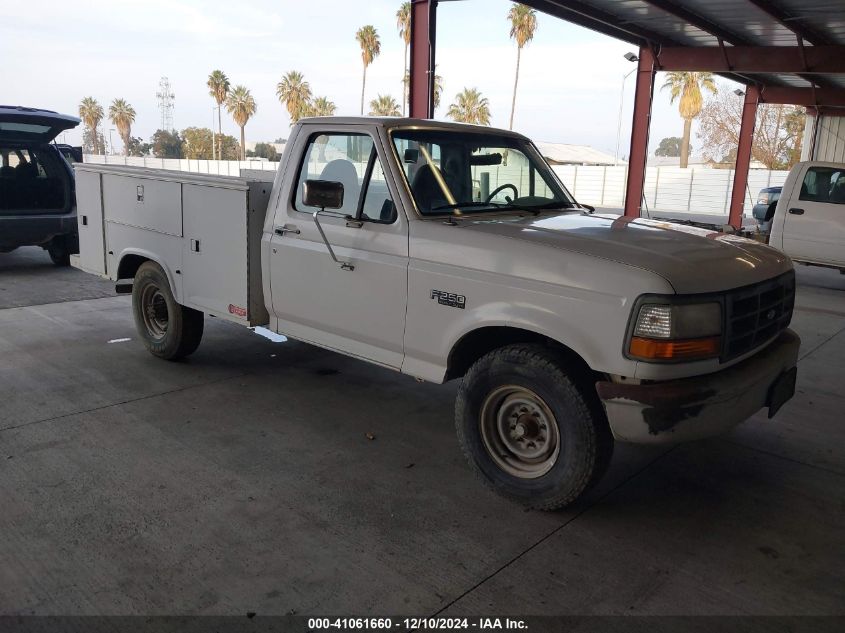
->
0 105 80 143
459 212 792 294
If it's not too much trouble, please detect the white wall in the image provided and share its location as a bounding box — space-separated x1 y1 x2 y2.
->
83 155 788 217
803 115 845 163
551 165 788 216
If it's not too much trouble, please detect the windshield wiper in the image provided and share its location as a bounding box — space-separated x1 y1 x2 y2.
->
496 200 575 215
430 201 505 212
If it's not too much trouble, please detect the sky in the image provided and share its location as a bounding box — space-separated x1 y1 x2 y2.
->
1 0 742 157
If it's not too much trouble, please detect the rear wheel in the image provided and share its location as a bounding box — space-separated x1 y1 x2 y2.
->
455 344 613 510
132 261 203 360
47 237 70 266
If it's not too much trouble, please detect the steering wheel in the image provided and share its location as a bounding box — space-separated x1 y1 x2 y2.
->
486 183 518 204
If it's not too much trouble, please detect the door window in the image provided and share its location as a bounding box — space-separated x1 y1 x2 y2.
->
294 133 397 224
799 167 845 205
360 157 397 223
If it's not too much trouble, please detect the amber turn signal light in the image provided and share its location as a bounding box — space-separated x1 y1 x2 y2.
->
629 336 721 361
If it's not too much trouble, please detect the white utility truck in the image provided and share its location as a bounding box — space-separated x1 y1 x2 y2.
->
73 117 800 509
769 160 845 272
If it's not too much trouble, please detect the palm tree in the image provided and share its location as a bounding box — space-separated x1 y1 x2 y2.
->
225 86 257 161
396 2 411 115
207 70 230 159
310 96 337 117
507 3 538 130
78 97 104 154
356 25 381 115
447 88 491 125
276 71 312 125
369 94 401 117
108 98 136 156
661 71 717 168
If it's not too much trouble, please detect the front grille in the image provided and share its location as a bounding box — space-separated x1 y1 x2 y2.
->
723 271 795 361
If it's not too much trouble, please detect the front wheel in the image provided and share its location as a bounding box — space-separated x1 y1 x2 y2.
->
132 261 203 360
455 344 613 510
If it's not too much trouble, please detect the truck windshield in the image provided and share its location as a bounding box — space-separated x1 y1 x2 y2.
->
392 130 575 216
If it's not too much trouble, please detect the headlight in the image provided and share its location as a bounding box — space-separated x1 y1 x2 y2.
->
629 302 722 361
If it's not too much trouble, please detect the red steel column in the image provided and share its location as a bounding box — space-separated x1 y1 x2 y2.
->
728 86 760 229
624 47 656 218
409 0 437 119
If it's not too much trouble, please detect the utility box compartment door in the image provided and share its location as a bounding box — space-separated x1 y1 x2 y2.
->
102 175 183 236
75 169 106 275
181 183 250 322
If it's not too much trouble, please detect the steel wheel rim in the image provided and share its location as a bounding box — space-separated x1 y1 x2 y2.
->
140 284 169 340
479 385 560 479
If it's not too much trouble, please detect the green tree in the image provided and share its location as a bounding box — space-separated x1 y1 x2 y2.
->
226 85 257 160
396 2 411 115
181 127 215 159
151 129 183 158
126 136 151 157
369 94 401 116
654 136 690 157
82 128 105 156
252 142 279 161
276 71 312 124
507 4 538 130
447 88 491 125
108 98 136 156
78 97 104 154
356 25 381 115
207 70 230 159
661 71 717 168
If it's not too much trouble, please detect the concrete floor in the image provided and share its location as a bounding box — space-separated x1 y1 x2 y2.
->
1 247 843 616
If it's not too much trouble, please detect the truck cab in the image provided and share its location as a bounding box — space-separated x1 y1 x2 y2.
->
769 160 845 271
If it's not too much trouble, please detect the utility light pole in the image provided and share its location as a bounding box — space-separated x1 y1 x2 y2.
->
212 107 217 160
615 52 639 166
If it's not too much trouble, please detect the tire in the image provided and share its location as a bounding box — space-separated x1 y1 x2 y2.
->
47 237 70 266
132 261 204 360
455 344 613 511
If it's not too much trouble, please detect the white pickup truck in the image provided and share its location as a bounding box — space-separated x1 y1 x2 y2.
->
769 160 845 272
73 117 800 510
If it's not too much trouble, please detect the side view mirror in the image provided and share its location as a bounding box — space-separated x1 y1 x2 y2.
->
581 203 595 213
302 179 344 209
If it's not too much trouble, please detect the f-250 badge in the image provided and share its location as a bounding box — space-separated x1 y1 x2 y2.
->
431 289 466 309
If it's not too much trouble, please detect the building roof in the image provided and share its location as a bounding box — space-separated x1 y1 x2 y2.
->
535 142 623 166
523 1 845 94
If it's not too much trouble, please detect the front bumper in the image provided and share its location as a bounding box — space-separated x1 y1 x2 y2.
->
596 329 800 444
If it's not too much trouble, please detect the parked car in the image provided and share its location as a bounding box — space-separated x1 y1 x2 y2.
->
769 161 845 272
73 117 800 510
0 105 80 265
55 143 83 164
752 186 781 233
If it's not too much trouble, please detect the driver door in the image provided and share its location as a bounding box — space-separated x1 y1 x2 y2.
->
267 127 409 369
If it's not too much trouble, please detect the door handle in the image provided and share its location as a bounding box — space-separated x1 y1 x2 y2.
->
274 225 300 236
788 208 805 215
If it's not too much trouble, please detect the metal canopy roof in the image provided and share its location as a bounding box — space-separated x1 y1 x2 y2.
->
523 0 845 93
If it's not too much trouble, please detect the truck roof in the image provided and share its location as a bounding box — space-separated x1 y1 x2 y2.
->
295 116 530 140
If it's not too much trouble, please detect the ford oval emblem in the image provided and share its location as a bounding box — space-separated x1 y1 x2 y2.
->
766 309 776 320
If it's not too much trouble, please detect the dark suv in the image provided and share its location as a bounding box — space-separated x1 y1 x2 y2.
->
0 105 81 265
